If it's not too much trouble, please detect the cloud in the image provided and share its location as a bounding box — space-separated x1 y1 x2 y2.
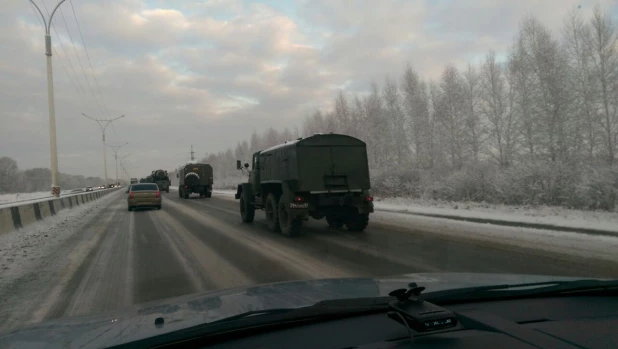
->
0 0 617 179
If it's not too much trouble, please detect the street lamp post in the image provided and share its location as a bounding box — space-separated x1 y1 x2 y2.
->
107 143 128 186
82 113 125 186
29 0 67 197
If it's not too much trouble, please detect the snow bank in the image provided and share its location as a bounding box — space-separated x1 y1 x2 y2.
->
374 197 618 234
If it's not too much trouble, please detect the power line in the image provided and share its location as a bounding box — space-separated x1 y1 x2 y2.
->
57 3 104 117
68 0 114 127
29 1 85 108
40 0 88 99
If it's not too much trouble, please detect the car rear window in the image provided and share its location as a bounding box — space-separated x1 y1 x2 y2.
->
131 184 158 191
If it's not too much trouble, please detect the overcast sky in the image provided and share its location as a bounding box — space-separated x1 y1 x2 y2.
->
1 0 617 180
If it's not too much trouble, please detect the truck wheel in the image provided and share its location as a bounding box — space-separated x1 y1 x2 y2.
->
265 193 280 232
205 191 212 198
184 190 189 199
326 216 344 229
240 196 255 223
166 188 169 193
179 187 184 198
346 213 369 232
278 201 301 237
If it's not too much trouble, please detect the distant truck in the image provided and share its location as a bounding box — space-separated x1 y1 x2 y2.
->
177 162 213 199
235 133 374 236
130 178 138 185
151 169 170 193
139 178 148 183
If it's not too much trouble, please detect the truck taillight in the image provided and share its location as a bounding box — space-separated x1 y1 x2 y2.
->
129 191 134 198
156 191 160 198
365 196 373 202
294 196 304 203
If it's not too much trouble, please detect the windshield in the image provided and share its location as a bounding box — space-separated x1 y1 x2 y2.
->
1 0 617 341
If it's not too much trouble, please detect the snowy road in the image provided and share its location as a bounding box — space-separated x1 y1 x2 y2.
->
1 189 618 333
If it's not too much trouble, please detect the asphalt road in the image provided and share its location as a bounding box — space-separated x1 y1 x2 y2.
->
2 189 618 332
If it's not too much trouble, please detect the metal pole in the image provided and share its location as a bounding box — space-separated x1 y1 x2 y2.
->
31 0 67 197
82 113 124 187
114 152 118 186
102 131 108 185
45 34 60 196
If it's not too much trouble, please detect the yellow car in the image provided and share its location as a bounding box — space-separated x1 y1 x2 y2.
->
127 183 162 211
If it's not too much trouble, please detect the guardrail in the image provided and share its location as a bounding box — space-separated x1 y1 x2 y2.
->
0 188 120 235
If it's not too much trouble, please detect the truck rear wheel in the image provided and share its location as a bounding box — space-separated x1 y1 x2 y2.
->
205 190 212 198
278 201 301 237
179 187 183 198
240 196 255 223
346 213 369 232
184 189 189 199
265 193 280 232
326 216 344 229
166 188 169 193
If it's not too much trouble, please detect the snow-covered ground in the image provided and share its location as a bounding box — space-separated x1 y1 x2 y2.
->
212 190 618 234
0 192 54 205
375 197 618 234
0 192 121 290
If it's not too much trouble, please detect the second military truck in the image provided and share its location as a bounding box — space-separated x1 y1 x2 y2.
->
151 169 170 193
235 133 374 236
177 162 214 199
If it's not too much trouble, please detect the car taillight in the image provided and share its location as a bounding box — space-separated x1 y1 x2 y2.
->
156 191 160 198
294 196 304 203
365 196 373 202
129 191 134 198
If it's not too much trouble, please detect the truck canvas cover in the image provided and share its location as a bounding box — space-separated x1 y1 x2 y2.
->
260 134 370 192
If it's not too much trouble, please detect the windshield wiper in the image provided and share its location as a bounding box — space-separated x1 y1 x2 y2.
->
422 279 618 304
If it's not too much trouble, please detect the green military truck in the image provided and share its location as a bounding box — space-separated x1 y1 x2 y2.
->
151 169 170 193
177 162 214 199
235 133 374 236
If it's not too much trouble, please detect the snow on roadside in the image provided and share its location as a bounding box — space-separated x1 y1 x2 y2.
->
0 192 52 205
0 191 120 290
371 210 618 264
375 197 618 233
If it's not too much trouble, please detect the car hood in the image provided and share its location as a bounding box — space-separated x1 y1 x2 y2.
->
0 273 600 348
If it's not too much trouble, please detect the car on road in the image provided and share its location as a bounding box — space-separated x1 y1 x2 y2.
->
127 183 162 211
98 185 105 189
85 186 93 192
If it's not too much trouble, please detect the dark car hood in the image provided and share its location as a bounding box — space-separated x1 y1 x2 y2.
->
0 273 599 348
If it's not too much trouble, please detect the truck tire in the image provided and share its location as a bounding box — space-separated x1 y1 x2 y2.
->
278 201 301 237
179 187 182 198
205 191 212 198
166 188 169 193
265 193 280 232
346 213 369 232
184 189 189 199
240 196 255 223
326 215 344 229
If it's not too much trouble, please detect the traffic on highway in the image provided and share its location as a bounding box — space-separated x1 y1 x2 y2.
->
2 1 618 348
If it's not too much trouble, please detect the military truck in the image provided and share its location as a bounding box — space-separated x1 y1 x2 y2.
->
234 133 374 236
130 178 138 185
177 162 214 199
151 169 170 193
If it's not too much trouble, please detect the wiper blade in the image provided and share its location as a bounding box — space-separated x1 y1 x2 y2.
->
423 279 618 304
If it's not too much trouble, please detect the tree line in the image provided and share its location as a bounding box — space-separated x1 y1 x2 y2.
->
192 6 618 210
0 157 104 193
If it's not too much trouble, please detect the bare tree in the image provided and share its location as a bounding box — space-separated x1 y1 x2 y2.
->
462 64 484 161
383 76 408 164
563 7 599 157
481 50 516 167
438 64 466 168
401 65 430 165
590 4 618 165
333 90 351 134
